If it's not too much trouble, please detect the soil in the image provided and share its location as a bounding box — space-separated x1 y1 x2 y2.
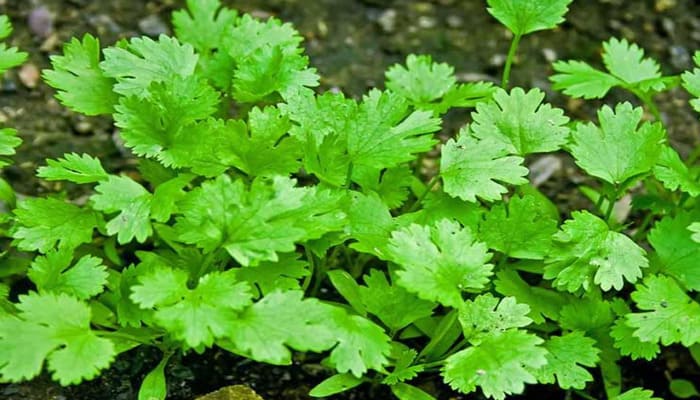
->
0 0 699 399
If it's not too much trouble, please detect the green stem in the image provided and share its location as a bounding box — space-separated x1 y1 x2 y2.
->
686 145 700 166
408 175 440 212
301 247 315 292
604 185 620 224
501 33 522 89
632 212 654 241
343 162 354 189
418 310 459 361
573 390 598 400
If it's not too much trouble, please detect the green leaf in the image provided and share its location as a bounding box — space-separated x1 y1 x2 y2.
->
347 192 395 258
569 102 665 185
101 35 198 97
494 269 568 324
224 290 390 376
43 35 117 115
534 332 599 389
544 211 648 292
92 175 153 244
0 15 13 40
138 353 170 400
130 267 253 348
172 0 238 53
0 127 21 168
37 153 109 184
382 346 424 385
391 383 437 400
353 165 414 209
13 197 100 253
0 15 27 76
0 292 115 384
550 60 622 99
611 317 660 360
441 131 528 202
150 174 194 223
670 379 700 399
615 388 662 400
627 275 700 346
486 0 572 35
682 51 700 112
358 269 436 331
328 269 368 317
559 297 614 333
690 222 700 243
309 373 363 397
653 146 700 196
233 253 308 296
28 250 108 300
648 210 700 290
602 38 664 91
175 175 345 266
480 192 558 259
458 294 532 344
443 329 547 400
387 219 493 307
471 88 569 155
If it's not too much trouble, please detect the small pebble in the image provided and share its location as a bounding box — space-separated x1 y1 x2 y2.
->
417 16 437 29
489 54 507 67
542 48 557 63
446 15 463 28
669 45 691 70
28 6 53 38
18 64 40 89
138 14 169 37
378 9 397 33
529 155 562 187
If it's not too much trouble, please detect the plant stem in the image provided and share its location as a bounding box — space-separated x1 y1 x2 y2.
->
408 175 440 212
573 390 598 400
604 185 620 224
344 162 354 189
301 247 315 292
501 33 522 89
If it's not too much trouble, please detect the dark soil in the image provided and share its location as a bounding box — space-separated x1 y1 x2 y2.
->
0 0 699 399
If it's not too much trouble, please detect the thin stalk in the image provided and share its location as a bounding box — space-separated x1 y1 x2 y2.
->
573 390 598 400
604 185 620 224
301 247 315 292
408 175 440 212
631 212 654 242
343 162 354 189
501 33 522 89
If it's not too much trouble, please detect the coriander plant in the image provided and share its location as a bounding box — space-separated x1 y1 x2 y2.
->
0 1 699 399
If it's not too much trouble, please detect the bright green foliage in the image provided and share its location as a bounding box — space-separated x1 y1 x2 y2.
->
480 192 558 259
682 51 700 112
358 269 436 331
615 388 662 400
172 0 238 53
101 35 198 97
0 292 115 385
92 175 153 244
383 346 424 385
234 254 308 296
653 146 700 196
459 294 532 344
385 54 495 113
0 128 22 168
13 198 100 253
627 275 700 346
225 290 390 376
494 270 568 324
545 211 648 292
387 219 493 307
552 38 674 99
443 330 547 400
346 192 396 258
0 15 27 75
690 222 700 242
611 318 660 360
486 0 572 35
441 131 529 202
28 250 108 300
569 103 665 185
648 210 700 290
470 88 569 155
175 175 345 266
37 153 109 184
535 332 599 389
352 165 414 209
44 35 117 115
559 298 614 333
131 266 253 348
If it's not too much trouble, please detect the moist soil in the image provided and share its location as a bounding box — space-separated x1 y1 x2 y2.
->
0 0 699 399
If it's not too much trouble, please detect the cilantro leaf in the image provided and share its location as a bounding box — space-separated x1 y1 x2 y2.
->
0 292 115 385
37 153 109 184
91 175 153 244
401 189 484 232
385 54 496 113
648 210 700 290
569 102 665 185
534 332 599 389
172 0 237 53
615 388 662 400
224 290 390 376
353 165 414 209
682 51 700 112
653 146 700 196
0 127 21 167
175 175 345 266
382 346 424 385
480 192 558 259
13 198 100 253
627 275 700 346
690 222 700 243
0 15 27 76
486 0 572 35
544 211 648 292
459 294 532 344
233 253 309 296
494 270 568 324
550 60 622 99
471 88 570 155
150 173 194 223
346 192 395 258
611 318 660 360
387 219 493 307
358 269 436 331
43 35 117 116
28 250 108 300
101 35 198 97
602 38 665 92
441 131 529 202
443 330 547 400
130 267 253 348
